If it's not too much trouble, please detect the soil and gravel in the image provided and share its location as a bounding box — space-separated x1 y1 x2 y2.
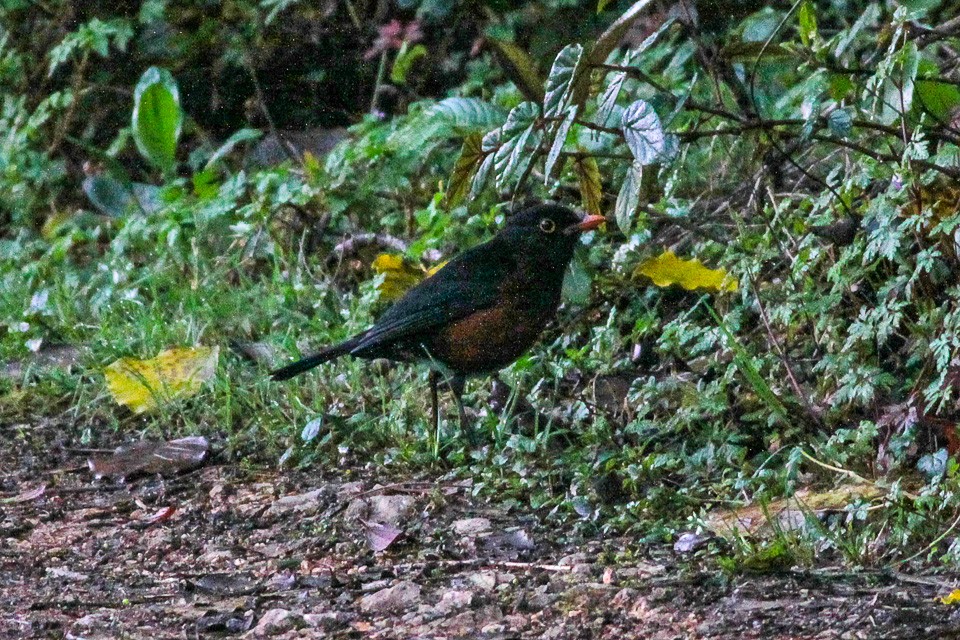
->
3 422 960 639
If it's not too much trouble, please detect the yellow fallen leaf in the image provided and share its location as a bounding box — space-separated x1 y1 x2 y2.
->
372 254 446 301
940 589 960 605
634 250 738 292
104 346 219 413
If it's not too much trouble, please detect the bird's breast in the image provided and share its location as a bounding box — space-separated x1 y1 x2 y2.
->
426 286 559 375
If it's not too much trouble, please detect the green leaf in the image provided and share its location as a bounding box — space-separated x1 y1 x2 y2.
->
83 175 162 217
132 66 183 173
429 98 506 135
595 70 627 128
615 162 642 234
562 250 592 305
879 42 919 125
544 105 577 182
488 37 545 103
470 152 496 198
597 0 615 12
543 44 583 119
205 128 263 169
797 1 818 48
916 79 960 121
492 103 540 191
391 42 427 85
445 134 483 208
573 0 657 106
621 100 664 165
827 108 852 137
572 152 603 216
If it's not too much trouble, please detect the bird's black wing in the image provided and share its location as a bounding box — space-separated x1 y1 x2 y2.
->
350 239 513 357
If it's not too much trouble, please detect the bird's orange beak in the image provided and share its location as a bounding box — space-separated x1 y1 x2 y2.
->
576 214 607 231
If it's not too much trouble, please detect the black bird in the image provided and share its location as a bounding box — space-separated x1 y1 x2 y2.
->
271 203 605 434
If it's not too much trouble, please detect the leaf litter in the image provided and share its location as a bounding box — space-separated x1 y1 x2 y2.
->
4 423 960 639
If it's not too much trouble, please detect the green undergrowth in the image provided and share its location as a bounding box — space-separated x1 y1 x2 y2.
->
5 0 960 573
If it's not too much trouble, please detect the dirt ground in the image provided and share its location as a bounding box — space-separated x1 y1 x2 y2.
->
4 422 960 640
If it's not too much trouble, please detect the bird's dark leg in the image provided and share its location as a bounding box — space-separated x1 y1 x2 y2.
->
429 369 440 438
448 374 479 445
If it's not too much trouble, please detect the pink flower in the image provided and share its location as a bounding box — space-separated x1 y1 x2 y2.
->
364 19 424 60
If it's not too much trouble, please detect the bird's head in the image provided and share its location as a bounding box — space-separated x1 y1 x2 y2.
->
499 203 605 268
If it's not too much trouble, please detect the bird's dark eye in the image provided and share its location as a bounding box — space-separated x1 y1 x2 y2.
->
539 218 556 233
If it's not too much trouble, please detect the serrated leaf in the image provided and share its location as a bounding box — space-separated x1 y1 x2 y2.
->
595 70 627 130
634 251 737 292
572 152 603 216
488 38 545 103
501 101 539 137
615 162 642 234
827 108 852 137
635 15 676 55
493 103 540 191
543 44 583 119
573 0 657 106
471 152 496 198
104 346 219 414
445 134 483 207
494 125 538 191
429 98 506 135
132 66 182 173
545 105 577 182
621 100 664 165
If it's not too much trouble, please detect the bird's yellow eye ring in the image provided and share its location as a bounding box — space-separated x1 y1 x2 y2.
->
539 218 556 233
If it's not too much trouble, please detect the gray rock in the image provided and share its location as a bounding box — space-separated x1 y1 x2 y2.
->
248 609 303 637
359 581 422 614
303 611 351 631
452 517 491 536
266 489 324 516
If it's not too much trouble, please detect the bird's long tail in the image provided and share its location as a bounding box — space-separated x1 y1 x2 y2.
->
270 337 359 381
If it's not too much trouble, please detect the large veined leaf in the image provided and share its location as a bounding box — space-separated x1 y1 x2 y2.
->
595 67 628 129
429 97 506 135
572 0 657 106
615 162 642 234
445 133 482 207
471 129 502 197
132 66 183 173
494 126 540 191
470 153 496 198
544 105 577 182
543 44 583 119
572 152 603 216
621 100 665 165
492 102 540 191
